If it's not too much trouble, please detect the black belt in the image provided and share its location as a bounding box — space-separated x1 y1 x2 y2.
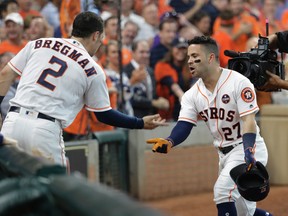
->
9 106 56 122
218 142 242 154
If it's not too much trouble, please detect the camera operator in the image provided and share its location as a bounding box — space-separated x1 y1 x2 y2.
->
260 31 288 91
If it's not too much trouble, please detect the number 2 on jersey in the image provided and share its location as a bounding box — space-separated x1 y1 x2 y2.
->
37 56 68 91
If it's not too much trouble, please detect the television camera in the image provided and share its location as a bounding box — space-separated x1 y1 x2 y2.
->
224 35 285 91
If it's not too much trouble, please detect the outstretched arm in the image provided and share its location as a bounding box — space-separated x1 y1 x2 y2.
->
94 109 167 130
146 121 194 153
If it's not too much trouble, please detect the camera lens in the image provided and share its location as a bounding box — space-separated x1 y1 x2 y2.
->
231 61 250 77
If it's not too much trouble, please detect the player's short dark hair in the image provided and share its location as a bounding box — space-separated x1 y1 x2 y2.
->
71 11 104 38
188 36 219 60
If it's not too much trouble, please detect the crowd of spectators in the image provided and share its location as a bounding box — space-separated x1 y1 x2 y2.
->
1 0 288 140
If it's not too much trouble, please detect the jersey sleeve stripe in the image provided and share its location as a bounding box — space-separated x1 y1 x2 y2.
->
228 184 237 202
178 117 197 124
239 106 259 116
85 105 112 112
8 62 22 75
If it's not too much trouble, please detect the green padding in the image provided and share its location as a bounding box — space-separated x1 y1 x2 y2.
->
48 175 164 216
93 130 127 144
0 145 55 177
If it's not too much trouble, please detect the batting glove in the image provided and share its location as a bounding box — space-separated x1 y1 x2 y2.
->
146 138 173 153
244 147 256 171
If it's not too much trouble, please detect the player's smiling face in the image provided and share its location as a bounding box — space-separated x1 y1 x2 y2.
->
187 44 209 78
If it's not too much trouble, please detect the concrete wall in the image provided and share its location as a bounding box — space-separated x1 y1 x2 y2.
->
260 105 288 185
128 121 218 200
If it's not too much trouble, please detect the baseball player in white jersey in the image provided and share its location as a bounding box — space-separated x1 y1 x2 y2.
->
0 12 166 167
147 36 272 216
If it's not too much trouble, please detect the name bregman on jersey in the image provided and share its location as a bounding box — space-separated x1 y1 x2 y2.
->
34 39 96 77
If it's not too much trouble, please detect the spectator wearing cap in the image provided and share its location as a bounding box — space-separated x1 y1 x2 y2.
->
154 37 190 121
149 18 178 69
0 12 27 55
212 9 236 68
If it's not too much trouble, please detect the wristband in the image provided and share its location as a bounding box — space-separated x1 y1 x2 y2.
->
166 137 174 147
243 133 256 150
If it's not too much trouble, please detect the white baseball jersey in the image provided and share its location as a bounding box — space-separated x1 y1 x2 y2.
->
8 38 111 128
178 68 261 148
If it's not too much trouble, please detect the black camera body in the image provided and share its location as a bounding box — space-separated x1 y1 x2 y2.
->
225 35 285 91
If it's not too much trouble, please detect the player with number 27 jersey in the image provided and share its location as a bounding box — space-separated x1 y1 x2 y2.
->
179 68 262 148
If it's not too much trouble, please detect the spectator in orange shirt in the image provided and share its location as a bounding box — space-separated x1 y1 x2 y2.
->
0 12 27 55
212 9 236 68
100 16 133 67
134 0 173 18
17 0 41 20
281 9 288 29
213 0 260 52
59 0 81 38
154 37 189 121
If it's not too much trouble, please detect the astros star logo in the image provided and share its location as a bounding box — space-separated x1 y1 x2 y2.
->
241 87 255 103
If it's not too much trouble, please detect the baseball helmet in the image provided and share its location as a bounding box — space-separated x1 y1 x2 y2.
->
230 161 270 202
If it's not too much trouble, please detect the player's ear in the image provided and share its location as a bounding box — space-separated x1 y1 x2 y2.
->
92 31 100 41
208 53 215 63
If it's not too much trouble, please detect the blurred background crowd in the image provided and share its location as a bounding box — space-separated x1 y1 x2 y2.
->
1 0 288 140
